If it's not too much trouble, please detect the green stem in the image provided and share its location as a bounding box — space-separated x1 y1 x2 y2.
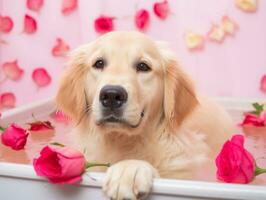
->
0 126 5 132
255 167 266 176
85 162 110 169
50 142 65 147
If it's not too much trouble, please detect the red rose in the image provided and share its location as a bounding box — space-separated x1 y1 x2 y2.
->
240 113 265 127
135 9 150 31
215 135 255 183
94 16 114 34
1 124 29 150
33 145 85 184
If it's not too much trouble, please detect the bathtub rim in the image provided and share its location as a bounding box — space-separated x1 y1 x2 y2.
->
1 162 266 200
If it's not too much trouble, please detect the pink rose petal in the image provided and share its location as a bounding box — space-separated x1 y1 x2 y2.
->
32 68 51 87
52 38 70 57
235 0 257 12
28 120 54 131
51 110 71 124
0 16 14 33
135 9 150 31
261 111 266 122
260 74 266 93
185 31 205 50
153 0 169 20
24 14 37 34
0 40 8 45
207 24 225 43
27 0 44 12
0 92 16 108
2 60 24 81
94 16 114 34
0 39 6 43
62 0 78 15
221 16 238 36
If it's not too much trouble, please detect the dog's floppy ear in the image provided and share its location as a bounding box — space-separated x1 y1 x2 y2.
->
157 42 199 131
56 44 91 123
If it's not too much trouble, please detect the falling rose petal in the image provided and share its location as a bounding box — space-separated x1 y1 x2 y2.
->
51 110 71 124
185 31 204 50
24 15 37 34
32 68 51 87
221 16 238 36
94 16 114 34
135 9 150 31
0 40 8 45
28 120 54 131
2 60 24 81
0 16 14 33
207 24 225 43
0 92 16 108
235 0 257 12
52 38 70 57
62 0 78 15
260 74 266 93
153 0 169 20
27 0 44 12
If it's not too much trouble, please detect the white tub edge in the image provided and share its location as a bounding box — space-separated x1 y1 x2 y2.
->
0 162 265 199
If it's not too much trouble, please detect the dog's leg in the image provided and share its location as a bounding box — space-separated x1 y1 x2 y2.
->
103 160 158 200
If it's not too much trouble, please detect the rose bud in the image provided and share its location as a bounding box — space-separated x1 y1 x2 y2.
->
33 145 86 184
1 123 29 150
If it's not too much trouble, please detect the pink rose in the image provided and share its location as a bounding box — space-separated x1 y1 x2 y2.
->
240 113 265 127
94 16 114 34
215 134 255 183
135 9 150 31
1 123 29 150
33 145 85 184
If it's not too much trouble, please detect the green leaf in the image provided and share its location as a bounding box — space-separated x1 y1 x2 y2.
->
252 102 264 116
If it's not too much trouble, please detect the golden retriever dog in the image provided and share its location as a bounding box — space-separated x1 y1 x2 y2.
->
56 31 234 200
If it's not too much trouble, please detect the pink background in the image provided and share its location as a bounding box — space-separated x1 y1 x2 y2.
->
0 0 266 109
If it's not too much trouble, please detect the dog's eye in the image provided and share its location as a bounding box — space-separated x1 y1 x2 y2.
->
136 62 151 72
93 59 105 70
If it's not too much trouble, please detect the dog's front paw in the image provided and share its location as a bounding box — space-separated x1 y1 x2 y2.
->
103 160 158 200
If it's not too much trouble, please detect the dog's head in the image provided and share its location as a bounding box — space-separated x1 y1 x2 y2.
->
56 31 198 135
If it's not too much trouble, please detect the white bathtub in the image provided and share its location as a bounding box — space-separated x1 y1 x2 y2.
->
0 97 266 200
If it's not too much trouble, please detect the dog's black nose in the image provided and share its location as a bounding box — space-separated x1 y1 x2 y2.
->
99 85 128 109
